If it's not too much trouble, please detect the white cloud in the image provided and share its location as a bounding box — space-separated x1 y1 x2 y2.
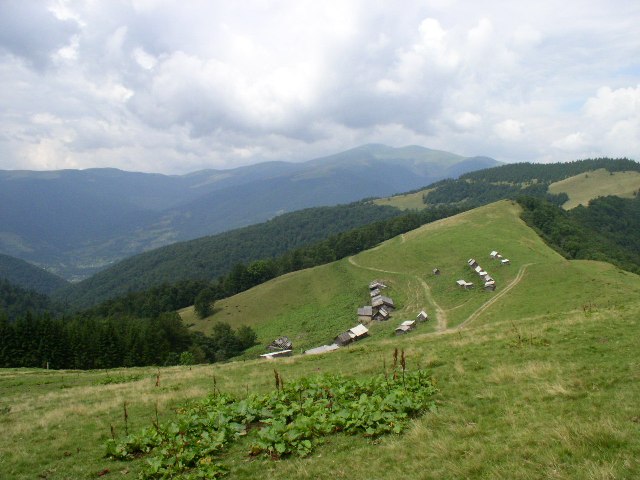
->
493 119 524 140
552 132 590 152
0 0 639 173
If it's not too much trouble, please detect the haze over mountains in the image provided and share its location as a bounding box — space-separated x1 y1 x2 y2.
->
0 144 498 280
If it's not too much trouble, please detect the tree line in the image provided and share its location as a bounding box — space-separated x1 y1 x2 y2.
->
0 310 256 369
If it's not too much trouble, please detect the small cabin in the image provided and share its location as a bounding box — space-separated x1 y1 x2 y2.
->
370 288 381 297
468 258 478 268
416 310 428 322
369 280 387 290
501 259 510 265
478 270 488 276
474 265 483 274
374 306 390 321
484 281 496 291
490 250 499 258
456 279 473 289
335 324 369 346
395 320 416 335
357 306 373 323
372 295 395 310
432 268 441 276
267 336 293 351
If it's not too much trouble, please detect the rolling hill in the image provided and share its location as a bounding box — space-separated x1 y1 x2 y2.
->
3 199 639 479
182 200 640 351
0 144 498 280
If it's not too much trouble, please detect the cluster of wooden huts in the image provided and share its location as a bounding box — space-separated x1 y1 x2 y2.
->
357 280 395 323
456 251 510 292
267 278 431 358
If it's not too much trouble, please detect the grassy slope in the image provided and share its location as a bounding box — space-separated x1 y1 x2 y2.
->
3 200 640 479
372 189 431 210
185 200 638 350
548 169 640 209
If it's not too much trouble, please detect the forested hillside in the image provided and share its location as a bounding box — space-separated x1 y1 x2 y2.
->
0 279 63 321
56 202 406 308
0 311 256 369
0 253 68 295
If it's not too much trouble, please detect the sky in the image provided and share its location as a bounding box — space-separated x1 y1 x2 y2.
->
0 0 639 174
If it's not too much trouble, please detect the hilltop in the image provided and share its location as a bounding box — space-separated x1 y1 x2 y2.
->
2 199 639 479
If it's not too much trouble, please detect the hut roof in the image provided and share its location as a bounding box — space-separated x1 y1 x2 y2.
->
400 320 416 327
417 310 428 320
267 336 293 350
456 279 467 286
349 324 369 337
358 306 373 316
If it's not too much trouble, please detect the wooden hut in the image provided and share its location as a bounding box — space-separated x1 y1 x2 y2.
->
357 306 374 323
395 320 416 335
267 336 293 351
416 310 428 322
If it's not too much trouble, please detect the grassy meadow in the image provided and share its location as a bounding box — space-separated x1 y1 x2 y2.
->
372 189 431 210
2 200 640 479
548 169 640 209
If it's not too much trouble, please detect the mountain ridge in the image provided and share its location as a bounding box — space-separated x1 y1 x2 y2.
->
0 144 499 280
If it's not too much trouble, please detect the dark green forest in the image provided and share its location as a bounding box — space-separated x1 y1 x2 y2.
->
0 279 63 321
0 253 68 295
0 311 256 370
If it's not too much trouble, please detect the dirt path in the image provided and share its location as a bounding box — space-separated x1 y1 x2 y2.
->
456 263 532 330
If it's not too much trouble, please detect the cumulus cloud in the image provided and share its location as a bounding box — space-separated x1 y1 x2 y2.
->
0 0 639 172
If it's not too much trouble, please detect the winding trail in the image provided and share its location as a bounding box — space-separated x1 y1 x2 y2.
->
455 263 532 331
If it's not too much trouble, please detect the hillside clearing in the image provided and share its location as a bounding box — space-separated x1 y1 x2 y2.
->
548 168 640 209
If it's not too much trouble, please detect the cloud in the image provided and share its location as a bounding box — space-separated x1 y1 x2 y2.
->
0 1 79 69
0 1 639 173
493 119 524 140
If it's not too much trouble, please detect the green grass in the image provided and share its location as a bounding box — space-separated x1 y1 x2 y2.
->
372 189 431 210
3 200 640 479
548 169 640 209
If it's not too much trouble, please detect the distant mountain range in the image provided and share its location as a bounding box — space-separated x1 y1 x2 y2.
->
0 144 499 280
